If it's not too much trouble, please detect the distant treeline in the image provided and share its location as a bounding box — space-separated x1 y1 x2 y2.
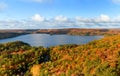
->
0 28 120 39
0 33 28 39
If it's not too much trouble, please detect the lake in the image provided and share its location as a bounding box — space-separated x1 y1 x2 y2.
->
0 34 103 47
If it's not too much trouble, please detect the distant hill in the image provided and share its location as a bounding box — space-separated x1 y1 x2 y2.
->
0 28 120 39
36 28 120 35
1 35 120 75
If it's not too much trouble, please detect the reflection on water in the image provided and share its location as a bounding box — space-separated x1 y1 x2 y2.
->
0 34 103 47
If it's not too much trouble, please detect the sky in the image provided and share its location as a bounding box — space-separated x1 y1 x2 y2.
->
0 0 120 29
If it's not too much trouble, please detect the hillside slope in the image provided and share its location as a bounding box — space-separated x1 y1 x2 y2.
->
31 35 120 76
0 35 120 76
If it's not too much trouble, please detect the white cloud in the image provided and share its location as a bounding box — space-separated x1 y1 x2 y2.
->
32 0 43 2
54 15 68 22
32 0 52 3
22 0 52 3
0 2 7 10
76 14 110 22
0 14 120 29
75 16 92 22
112 0 120 4
31 0 47 3
113 16 120 21
75 14 120 28
31 14 45 22
95 14 110 22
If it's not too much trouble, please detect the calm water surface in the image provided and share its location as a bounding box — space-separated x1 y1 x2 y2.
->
0 34 103 47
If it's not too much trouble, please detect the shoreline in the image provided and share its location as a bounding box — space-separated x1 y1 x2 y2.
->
0 28 119 39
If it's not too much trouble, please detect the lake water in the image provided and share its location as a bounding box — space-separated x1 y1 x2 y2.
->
0 34 103 47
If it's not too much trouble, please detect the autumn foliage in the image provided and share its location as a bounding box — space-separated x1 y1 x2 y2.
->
1 35 120 76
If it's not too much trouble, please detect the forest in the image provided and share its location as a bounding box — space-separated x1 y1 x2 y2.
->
0 35 120 76
0 28 120 39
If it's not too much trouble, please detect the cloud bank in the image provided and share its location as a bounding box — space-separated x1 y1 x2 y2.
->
0 14 120 29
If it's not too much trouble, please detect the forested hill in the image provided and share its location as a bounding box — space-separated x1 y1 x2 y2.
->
0 35 120 75
0 28 120 39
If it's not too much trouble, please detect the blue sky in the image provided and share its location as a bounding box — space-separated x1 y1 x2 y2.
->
0 0 120 29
